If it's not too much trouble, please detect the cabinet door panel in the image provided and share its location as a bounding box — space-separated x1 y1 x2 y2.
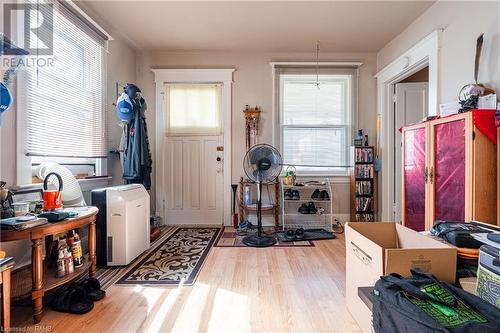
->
403 126 427 231
433 119 466 221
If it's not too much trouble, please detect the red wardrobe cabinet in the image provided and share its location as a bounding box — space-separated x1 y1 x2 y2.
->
402 110 497 231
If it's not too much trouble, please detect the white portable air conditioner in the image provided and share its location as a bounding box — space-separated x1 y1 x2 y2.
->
92 184 150 266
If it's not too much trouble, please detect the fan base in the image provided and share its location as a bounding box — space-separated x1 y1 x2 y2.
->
242 234 277 248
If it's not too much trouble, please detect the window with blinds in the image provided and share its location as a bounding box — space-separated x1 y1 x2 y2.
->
23 2 106 159
278 69 355 175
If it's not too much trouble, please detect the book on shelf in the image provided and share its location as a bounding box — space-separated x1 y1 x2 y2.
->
356 197 372 212
354 147 374 163
0 217 48 230
355 181 372 196
355 164 374 178
355 213 374 222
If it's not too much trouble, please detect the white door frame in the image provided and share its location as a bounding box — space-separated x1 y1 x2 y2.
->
375 30 440 221
152 68 235 225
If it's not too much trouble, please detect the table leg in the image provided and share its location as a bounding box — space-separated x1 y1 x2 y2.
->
2 269 11 330
31 238 43 324
88 221 96 278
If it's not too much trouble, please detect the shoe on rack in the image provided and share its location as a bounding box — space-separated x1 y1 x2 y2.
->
307 202 317 214
284 189 292 200
319 190 330 201
298 203 309 214
311 189 321 200
292 190 300 200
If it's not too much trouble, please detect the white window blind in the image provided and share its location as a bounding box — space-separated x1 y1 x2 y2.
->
165 83 222 136
278 68 355 175
24 2 106 158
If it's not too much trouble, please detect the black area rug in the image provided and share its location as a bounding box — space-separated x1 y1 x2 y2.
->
116 227 221 286
214 226 314 247
275 229 336 242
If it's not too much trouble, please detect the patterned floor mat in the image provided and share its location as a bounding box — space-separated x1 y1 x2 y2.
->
116 227 221 286
90 226 177 289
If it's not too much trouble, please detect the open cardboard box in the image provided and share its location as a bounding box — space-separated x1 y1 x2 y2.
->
345 222 457 332
346 222 457 282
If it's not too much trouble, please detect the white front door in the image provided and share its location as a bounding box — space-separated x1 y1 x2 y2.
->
162 83 224 225
163 135 224 224
394 82 428 222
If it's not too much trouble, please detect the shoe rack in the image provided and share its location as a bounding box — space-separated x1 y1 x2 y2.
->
280 178 333 232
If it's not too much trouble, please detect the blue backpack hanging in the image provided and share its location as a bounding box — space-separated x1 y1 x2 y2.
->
0 82 13 126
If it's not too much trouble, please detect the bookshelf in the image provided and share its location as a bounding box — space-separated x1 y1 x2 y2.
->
350 146 376 222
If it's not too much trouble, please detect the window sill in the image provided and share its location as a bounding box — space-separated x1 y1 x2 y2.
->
12 176 112 192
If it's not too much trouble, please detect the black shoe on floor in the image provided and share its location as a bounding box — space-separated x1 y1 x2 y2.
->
284 189 292 200
295 228 305 239
319 190 330 201
311 189 321 200
292 190 300 200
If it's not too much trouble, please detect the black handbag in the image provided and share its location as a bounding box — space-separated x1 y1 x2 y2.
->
372 269 500 333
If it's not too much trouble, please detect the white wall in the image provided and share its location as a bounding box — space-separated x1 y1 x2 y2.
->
138 51 378 219
106 38 138 186
377 1 500 102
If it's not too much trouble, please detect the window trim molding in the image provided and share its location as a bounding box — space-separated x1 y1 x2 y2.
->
271 62 360 177
60 0 113 41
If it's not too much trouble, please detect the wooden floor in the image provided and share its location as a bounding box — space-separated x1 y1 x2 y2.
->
12 232 360 333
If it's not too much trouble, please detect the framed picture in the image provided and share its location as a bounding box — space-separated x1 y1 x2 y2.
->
9 188 43 205
116 82 126 100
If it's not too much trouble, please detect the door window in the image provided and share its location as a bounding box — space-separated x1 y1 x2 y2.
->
165 83 222 136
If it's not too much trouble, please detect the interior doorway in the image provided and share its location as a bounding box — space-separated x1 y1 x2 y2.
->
375 30 439 222
393 67 429 222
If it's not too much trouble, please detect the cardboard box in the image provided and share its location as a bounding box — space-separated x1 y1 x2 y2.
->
345 222 457 332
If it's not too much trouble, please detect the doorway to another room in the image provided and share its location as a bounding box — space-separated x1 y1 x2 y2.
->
393 67 429 223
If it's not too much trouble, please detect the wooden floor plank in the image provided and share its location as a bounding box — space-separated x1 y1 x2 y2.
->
12 232 360 333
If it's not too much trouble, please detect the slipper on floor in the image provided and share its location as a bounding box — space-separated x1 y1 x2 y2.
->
81 277 106 301
285 229 295 240
51 286 94 314
295 228 305 240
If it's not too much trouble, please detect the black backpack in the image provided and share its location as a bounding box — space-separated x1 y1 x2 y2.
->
372 269 500 333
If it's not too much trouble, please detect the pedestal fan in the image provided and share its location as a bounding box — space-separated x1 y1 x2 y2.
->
242 144 282 247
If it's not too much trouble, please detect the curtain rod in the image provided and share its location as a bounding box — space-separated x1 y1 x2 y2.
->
270 61 363 68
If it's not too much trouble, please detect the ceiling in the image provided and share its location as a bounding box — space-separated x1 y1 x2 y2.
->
81 1 434 53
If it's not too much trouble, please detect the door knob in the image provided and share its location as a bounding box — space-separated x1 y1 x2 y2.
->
216 157 222 162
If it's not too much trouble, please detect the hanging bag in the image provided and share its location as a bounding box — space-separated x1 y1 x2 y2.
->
372 269 500 333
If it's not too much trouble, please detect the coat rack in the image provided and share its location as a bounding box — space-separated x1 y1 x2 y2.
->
244 105 261 150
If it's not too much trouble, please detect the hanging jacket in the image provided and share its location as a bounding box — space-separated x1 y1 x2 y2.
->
122 97 153 190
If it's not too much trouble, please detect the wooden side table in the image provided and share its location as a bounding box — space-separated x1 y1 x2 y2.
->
1 261 14 331
1 207 98 323
238 177 280 226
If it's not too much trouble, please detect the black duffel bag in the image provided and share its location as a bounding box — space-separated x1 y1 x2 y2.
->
372 269 500 333
431 221 489 248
